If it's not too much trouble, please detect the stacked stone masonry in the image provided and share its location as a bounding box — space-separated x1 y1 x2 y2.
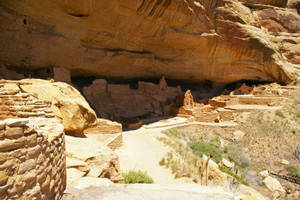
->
0 81 66 200
0 80 55 120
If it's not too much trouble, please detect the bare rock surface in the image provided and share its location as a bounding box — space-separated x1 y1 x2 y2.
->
65 135 123 186
263 176 285 193
83 118 122 135
19 79 97 135
63 184 267 200
0 0 298 84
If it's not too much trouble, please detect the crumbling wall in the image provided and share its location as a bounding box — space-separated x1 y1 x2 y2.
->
83 77 182 122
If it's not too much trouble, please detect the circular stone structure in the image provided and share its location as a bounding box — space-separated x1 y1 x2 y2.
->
0 82 66 200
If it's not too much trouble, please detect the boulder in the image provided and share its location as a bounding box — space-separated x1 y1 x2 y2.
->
19 79 97 135
263 176 285 193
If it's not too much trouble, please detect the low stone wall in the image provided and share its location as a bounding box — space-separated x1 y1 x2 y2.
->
0 118 66 200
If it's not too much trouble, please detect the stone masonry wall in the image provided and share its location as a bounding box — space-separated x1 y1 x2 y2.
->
0 81 66 200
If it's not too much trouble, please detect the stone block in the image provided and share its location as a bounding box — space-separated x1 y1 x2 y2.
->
23 170 37 189
0 172 8 186
0 138 25 152
0 121 5 130
18 159 36 174
5 119 29 128
5 127 24 139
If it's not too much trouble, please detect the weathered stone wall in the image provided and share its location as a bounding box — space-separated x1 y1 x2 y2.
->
0 82 66 199
0 118 66 200
83 77 182 123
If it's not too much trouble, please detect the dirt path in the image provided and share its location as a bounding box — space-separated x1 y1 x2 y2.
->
116 117 241 184
116 117 192 184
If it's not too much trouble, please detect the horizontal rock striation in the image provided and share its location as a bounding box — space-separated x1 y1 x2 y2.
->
0 0 298 84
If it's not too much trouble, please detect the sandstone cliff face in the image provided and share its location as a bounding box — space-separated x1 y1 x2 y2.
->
0 0 298 84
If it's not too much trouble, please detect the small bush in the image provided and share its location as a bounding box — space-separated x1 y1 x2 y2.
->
159 158 166 166
286 166 300 180
296 112 300 118
188 141 222 163
209 137 221 147
122 170 154 184
275 110 285 118
291 128 297 135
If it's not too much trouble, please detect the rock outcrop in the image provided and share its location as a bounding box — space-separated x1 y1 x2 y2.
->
18 79 97 135
0 0 298 85
65 135 123 186
0 83 66 200
83 118 122 135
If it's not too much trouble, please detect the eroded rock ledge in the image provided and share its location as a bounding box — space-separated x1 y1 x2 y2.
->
0 0 298 85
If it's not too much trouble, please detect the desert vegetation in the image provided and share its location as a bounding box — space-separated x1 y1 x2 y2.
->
122 170 154 184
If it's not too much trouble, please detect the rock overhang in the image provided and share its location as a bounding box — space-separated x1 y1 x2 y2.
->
0 0 298 85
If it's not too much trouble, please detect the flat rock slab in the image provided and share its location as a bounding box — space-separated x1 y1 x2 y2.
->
63 184 236 200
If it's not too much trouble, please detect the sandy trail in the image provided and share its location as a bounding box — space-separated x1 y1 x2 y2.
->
116 117 190 184
116 117 239 184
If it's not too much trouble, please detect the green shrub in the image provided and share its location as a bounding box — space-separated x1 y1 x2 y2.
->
286 166 300 179
188 141 222 163
296 112 300 118
159 158 166 166
122 170 154 184
219 165 249 186
209 137 221 147
275 110 285 118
